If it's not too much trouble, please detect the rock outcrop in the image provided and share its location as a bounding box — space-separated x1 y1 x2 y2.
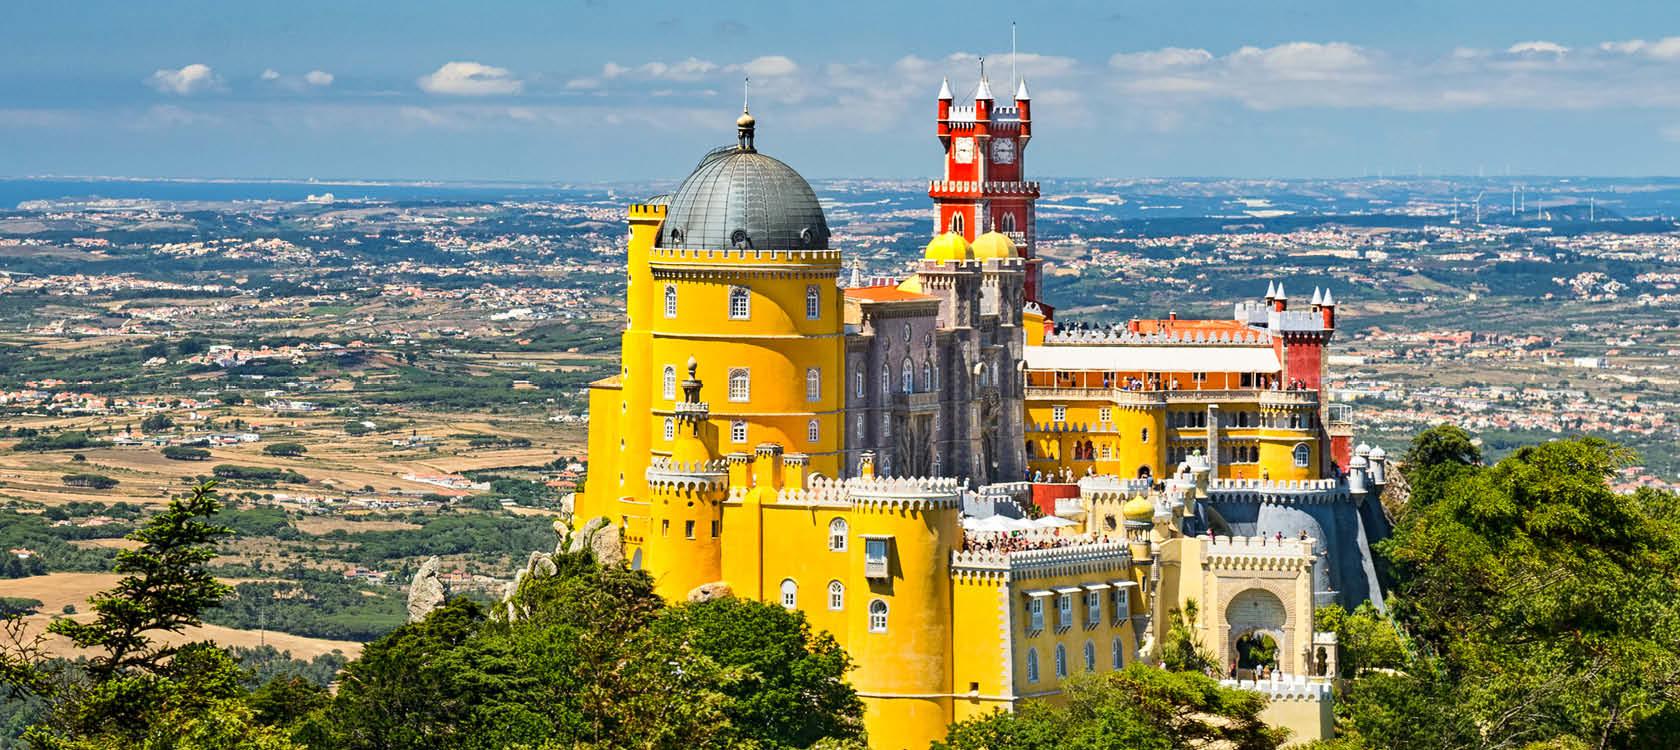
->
406 556 446 623
687 581 733 603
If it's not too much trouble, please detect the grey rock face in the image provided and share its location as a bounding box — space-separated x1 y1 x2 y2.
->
406 556 446 623
687 581 733 602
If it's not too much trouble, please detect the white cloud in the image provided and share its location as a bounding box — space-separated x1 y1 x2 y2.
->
1110 47 1214 71
261 69 281 81
1228 42 1372 81
418 62 523 96
601 57 719 82
1507 41 1569 55
1601 37 1680 60
304 70 334 87
147 64 222 95
740 55 797 78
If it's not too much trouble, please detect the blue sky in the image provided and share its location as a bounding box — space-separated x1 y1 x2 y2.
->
5 0 1680 181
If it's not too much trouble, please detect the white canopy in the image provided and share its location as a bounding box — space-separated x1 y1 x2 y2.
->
1024 344 1280 373
1033 516 1079 529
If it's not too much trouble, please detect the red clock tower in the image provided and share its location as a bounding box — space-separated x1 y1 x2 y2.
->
932 68 1049 314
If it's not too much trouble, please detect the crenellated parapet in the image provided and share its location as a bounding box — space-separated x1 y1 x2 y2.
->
645 456 729 490
1202 535 1318 572
1077 476 1153 500
1221 676 1333 702
1204 478 1347 505
1043 328 1272 346
951 540 1132 580
772 474 964 512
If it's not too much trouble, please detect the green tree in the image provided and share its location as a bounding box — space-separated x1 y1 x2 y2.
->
140 414 175 434
162 446 212 461
1313 603 1405 679
1397 424 1482 512
935 665 1285 750
262 443 307 458
1158 599 1219 675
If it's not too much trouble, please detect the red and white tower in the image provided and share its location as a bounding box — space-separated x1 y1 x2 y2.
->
931 67 1049 314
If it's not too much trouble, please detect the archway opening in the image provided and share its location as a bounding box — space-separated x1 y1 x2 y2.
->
1234 632 1279 671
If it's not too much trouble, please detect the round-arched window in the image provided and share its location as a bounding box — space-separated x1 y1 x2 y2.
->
868 599 888 632
827 580 844 610
828 518 848 551
779 579 797 609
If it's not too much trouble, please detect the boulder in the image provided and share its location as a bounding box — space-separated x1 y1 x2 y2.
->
567 517 611 554
590 523 624 567
687 581 733 603
526 551 557 578
406 556 446 623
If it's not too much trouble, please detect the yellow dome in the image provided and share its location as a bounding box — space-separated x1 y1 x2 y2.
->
1122 495 1155 522
896 274 924 294
670 429 713 465
971 230 1017 260
923 232 973 262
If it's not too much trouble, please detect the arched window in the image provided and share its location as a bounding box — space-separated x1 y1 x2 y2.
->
881 363 890 395
1112 637 1124 669
950 212 965 235
806 368 821 402
931 364 940 391
1054 644 1068 678
805 284 821 320
1294 443 1311 467
828 518 848 551
921 362 932 391
728 286 751 319
662 365 676 400
1001 213 1016 233
1025 648 1040 683
663 285 678 318
662 417 674 441
868 600 888 633
901 358 914 393
730 420 747 444
780 579 798 609
976 363 988 387
727 369 750 402
855 367 865 397
1140 427 1149 443
1084 641 1096 672
807 419 820 443
827 580 844 610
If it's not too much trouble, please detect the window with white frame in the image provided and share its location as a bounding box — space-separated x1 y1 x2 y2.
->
1112 637 1124 669
663 285 677 318
807 419 820 443
931 364 940 390
1025 648 1040 683
827 580 844 610
806 368 821 402
1054 644 1068 678
901 358 914 393
1083 640 1096 672
805 285 820 320
868 599 888 632
1293 443 1311 467
662 417 674 441
828 518 848 551
731 420 747 444
662 365 676 400
728 368 750 402
728 286 751 319
779 579 797 609
921 362 932 391
1057 594 1073 630
1027 597 1045 631
855 367 865 397
1053 405 1067 423
1085 590 1101 628
1098 406 1112 423
1100 443 1112 459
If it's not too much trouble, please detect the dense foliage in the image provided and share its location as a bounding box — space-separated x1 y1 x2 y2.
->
204 578 406 642
1326 428 1680 748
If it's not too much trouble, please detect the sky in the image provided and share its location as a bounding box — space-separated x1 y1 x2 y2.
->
5 0 1680 181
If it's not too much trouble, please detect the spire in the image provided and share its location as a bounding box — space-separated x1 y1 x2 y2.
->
1311 287 1323 306
937 77 953 100
1322 288 1335 306
1265 280 1277 300
1015 77 1030 101
736 78 756 152
974 57 993 100
1275 283 1287 300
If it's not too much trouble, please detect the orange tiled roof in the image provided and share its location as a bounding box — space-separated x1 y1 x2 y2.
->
844 287 937 303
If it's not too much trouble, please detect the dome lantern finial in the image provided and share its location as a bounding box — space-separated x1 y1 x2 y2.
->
736 76 756 151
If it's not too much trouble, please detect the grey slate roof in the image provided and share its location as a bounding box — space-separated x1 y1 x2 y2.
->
658 144 829 251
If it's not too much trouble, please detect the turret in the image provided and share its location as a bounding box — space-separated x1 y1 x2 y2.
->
1015 78 1031 139
1320 287 1336 329
1273 283 1289 313
643 357 728 600
973 66 993 135
1264 280 1278 306
1367 445 1387 486
936 77 953 141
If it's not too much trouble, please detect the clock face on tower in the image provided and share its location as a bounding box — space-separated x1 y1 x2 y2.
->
953 137 975 164
990 138 1016 165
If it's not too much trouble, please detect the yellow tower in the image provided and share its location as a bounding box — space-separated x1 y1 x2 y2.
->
642 357 729 599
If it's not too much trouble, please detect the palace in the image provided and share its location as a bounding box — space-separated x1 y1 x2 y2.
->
578 71 1391 748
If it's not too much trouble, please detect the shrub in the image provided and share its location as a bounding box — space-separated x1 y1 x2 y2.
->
61 473 119 490
162 446 212 461
263 443 308 457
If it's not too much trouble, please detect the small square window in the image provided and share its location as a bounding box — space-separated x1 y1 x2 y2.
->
1052 405 1067 422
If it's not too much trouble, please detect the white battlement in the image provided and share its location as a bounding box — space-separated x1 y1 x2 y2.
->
645 457 729 489
1220 675 1333 702
649 247 843 263
951 540 1132 576
1043 328 1272 346
1206 478 1340 493
772 475 963 510
1078 476 1153 495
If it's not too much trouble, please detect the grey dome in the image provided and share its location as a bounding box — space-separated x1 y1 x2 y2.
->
659 144 829 251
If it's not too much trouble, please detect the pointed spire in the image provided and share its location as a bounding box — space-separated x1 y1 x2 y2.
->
1311 287 1323 306
937 77 953 100
1322 288 1335 306
1015 77 1030 101
1275 283 1288 300
974 57 993 100
1265 280 1277 300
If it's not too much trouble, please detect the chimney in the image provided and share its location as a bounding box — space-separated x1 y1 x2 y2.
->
782 453 809 491
753 443 785 490
726 452 753 490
